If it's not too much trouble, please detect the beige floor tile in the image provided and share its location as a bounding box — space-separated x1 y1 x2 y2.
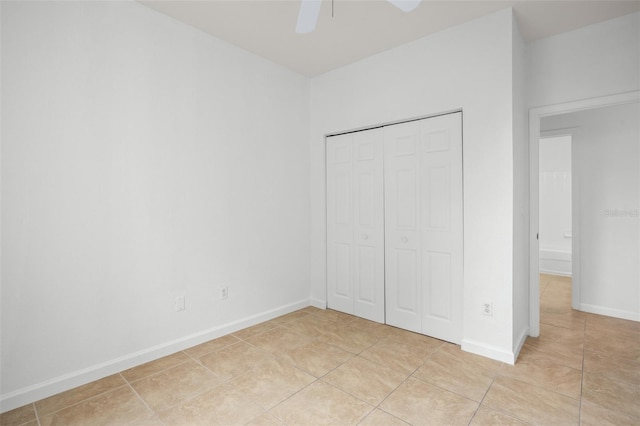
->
580 400 640 426
499 357 582 399
380 326 438 344
199 341 273 380
541 310 587 330
229 357 315 409
298 306 324 314
585 327 640 359
359 335 441 374
317 322 384 354
246 327 314 354
413 347 499 401
340 318 390 338
270 381 372 425
482 376 579 425
541 283 574 314
278 340 352 377
358 409 409 425
541 301 574 315
519 337 583 370
1 421 37 426
470 407 529 425
346 316 388 333
183 334 241 358
545 278 572 291
539 273 556 283
318 309 358 324
380 377 478 426
157 383 265 426
245 412 285 425
38 386 155 426
35 374 127 415
121 352 191 382
583 350 640 385
539 278 550 296
586 314 640 335
582 371 640 419
282 315 340 340
129 360 221 410
0 404 37 426
232 321 281 341
539 323 585 345
280 318 326 339
322 356 408 405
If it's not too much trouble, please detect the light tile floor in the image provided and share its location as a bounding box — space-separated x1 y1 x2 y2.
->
2 274 639 425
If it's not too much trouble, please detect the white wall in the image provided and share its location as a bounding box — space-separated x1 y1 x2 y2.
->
1 0 310 410
527 12 640 108
310 8 520 363
542 103 639 320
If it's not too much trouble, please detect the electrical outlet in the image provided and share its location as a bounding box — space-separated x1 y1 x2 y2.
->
482 302 493 316
219 286 228 300
175 296 185 312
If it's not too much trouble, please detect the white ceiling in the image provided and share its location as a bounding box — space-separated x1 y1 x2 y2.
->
139 0 640 76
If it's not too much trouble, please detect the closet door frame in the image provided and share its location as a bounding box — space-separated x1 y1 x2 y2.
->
326 111 463 343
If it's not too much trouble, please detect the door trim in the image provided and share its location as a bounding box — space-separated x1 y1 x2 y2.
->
528 90 640 337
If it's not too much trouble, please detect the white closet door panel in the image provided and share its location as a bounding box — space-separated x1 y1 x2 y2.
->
327 134 355 314
353 130 385 322
419 113 463 344
327 130 384 322
384 121 422 333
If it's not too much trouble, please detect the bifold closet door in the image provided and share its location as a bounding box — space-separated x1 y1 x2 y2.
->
326 129 385 323
384 112 463 344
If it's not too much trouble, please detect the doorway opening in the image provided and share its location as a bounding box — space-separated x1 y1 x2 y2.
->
539 134 573 278
529 91 640 337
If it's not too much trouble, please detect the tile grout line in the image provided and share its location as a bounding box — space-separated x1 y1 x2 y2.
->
470 371 536 426
578 311 587 425
264 377 320 425
374 352 434 414
30 381 133 422
33 402 41 426
467 369 499 426
120 373 166 426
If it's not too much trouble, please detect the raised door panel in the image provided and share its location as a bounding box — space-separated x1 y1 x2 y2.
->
353 129 385 323
419 113 463 344
327 134 354 314
327 130 385 322
384 121 422 333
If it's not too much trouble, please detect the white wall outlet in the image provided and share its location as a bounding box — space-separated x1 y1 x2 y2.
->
175 296 185 312
219 285 228 300
482 301 493 316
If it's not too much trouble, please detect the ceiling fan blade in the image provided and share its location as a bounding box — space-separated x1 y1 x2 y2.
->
387 0 421 13
296 0 322 34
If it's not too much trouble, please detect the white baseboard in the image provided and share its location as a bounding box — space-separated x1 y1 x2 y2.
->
513 327 529 362
0 298 312 413
461 339 517 365
580 303 640 322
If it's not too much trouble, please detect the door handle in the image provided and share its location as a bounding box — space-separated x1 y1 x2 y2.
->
401 237 408 243
362 234 369 240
